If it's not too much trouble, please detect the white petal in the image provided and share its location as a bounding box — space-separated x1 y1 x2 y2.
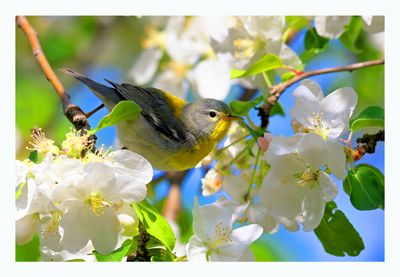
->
82 162 115 192
102 174 147 203
314 16 350 39
16 214 37 245
299 79 324 101
266 134 302 157
325 141 347 179
239 248 256 261
223 175 248 202
130 48 163 85
247 204 279 234
186 236 208 261
153 70 186 99
362 16 384 33
107 150 153 184
192 199 232 242
300 187 325 231
59 203 91 253
87 206 121 255
239 16 285 41
216 224 263 259
297 133 327 168
187 55 232 100
261 172 307 218
291 83 322 127
319 171 338 201
321 87 358 139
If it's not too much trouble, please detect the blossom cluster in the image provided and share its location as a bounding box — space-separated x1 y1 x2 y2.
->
16 129 153 260
202 80 358 233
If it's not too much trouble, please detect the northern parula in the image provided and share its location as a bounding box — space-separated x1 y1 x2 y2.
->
61 68 240 171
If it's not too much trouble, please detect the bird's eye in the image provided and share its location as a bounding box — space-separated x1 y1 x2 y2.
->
209 111 217 118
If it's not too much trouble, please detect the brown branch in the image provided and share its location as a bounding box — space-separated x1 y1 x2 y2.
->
16 16 96 142
162 171 187 221
352 130 384 161
260 58 385 128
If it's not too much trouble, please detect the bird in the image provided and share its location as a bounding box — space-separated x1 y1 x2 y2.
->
61 68 240 171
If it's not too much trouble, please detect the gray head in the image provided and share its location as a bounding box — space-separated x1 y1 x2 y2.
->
181 98 240 141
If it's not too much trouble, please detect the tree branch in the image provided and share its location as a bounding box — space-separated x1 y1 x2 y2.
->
16 16 95 139
260 58 385 128
352 130 384 161
162 171 187 222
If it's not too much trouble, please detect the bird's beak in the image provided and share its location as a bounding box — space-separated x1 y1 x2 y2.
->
223 114 243 121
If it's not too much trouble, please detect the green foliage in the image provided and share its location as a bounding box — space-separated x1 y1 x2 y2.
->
16 235 41 261
340 16 364 54
89 100 141 134
343 164 384 210
94 239 133 261
270 102 285 117
230 95 264 116
314 201 365 257
249 238 281 261
132 200 176 252
350 106 384 133
301 27 329 62
230 54 284 79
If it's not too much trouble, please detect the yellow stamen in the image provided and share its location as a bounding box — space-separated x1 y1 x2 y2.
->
88 193 111 216
26 128 59 155
297 112 330 140
294 167 319 188
141 26 166 49
209 222 232 249
40 211 61 239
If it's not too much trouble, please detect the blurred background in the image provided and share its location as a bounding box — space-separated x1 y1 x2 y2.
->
16 16 384 261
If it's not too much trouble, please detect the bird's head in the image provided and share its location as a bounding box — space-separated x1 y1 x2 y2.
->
182 98 242 142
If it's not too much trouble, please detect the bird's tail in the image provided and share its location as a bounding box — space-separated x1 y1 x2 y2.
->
60 67 122 108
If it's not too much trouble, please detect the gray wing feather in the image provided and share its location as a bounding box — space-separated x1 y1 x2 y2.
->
105 81 196 148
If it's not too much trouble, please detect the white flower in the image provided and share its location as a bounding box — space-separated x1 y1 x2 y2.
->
291 79 358 141
16 213 38 245
211 16 301 90
53 161 150 255
186 199 263 261
260 134 339 232
187 53 232 100
315 16 384 39
201 169 223 196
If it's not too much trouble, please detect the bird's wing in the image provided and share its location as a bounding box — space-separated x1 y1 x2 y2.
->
106 81 197 148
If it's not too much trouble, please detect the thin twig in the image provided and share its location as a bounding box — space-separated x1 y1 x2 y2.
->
162 171 187 221
16 16 96 142
260 58 385 128
352 130 384 161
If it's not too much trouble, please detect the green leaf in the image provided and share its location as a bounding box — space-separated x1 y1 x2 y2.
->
350 106 384 133
16 235 41 261
148 247 175 262
230 95 265 116
28 150 40 163
301 27 329 62
281 71 296 82
132 200 176 252
230 53 285 79
343 164 384 210
270 102 285 117
89 100 141 134
340 16 364 54
314 201 365 257
94 239 133 261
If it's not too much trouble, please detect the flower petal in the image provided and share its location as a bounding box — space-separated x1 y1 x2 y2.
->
87 206 121 255
315 16 350 39
300 187 325 231
291 84 322 127
16 214 37 245
362 16 384 33
297 133 327 168
325 141 347 179
186 236 208 261
319 171 338 201
130 48 163 85
192 199 232 242
216 224 263 259
107 150 153 184
59 203 91 253
321 87 358 139
187 55 232 100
